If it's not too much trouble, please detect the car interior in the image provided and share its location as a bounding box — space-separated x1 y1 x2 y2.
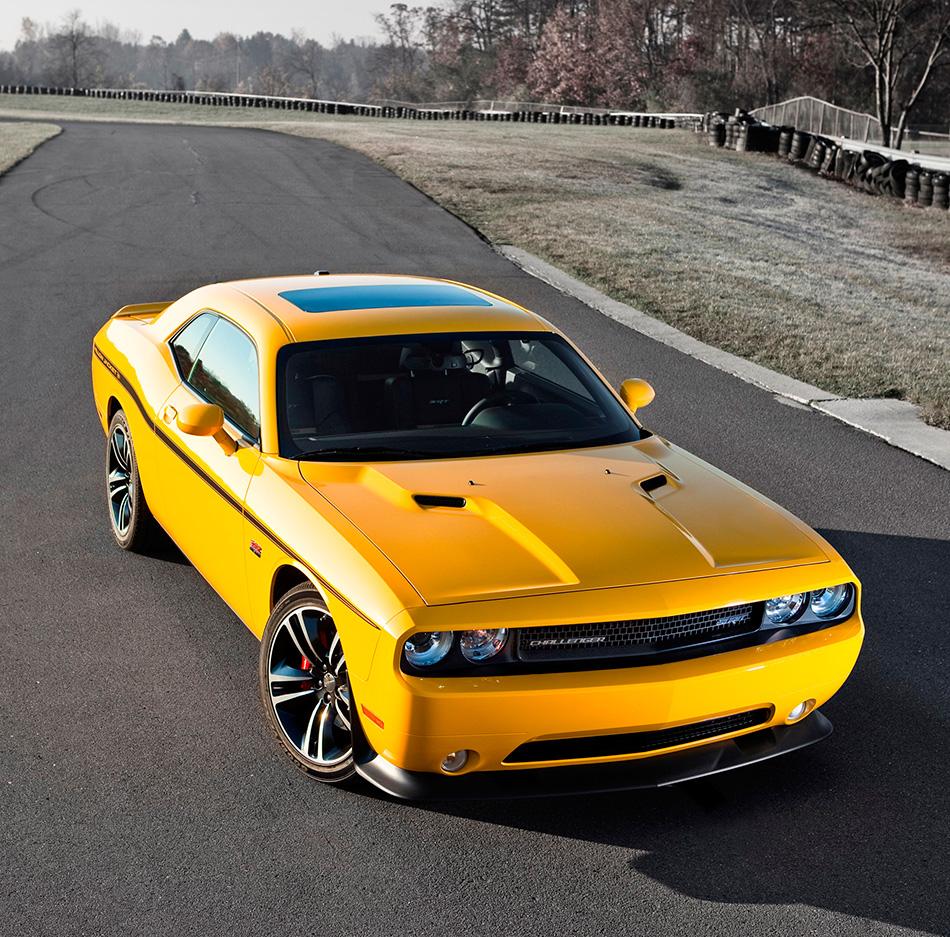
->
279 333 630 457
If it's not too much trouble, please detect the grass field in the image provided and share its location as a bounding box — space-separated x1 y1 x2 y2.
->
3 94 949 429
0 120 61 174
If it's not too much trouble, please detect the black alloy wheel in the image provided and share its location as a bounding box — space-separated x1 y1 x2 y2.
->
259 584 357 783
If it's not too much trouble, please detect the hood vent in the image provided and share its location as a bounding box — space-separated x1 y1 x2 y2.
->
640 474 668 493
413 494 467 509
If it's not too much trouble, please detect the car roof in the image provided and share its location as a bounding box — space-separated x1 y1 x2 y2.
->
148 274 557 454
184 274 550 344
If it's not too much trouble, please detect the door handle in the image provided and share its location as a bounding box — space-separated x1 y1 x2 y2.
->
161 405 178 425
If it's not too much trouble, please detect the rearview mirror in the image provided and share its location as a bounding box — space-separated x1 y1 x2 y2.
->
619 379 655 413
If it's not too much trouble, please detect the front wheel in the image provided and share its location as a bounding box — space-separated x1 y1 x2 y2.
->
258 584 356 782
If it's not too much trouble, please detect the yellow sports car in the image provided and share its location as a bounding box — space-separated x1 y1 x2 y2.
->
91 274 864 799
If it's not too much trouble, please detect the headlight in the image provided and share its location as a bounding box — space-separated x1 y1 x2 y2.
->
459 628 508 662
764 593 807 624
810 584 853 618
404 631 453 667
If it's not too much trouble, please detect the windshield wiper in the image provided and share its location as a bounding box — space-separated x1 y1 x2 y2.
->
296 445 435 461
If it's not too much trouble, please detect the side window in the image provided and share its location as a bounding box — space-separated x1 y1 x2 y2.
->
170 312 216 380
188 319 261 440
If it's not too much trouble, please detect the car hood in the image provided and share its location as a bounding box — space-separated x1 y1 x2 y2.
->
297 441 831 605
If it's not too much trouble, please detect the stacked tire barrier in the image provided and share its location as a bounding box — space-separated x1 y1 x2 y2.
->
0 84 702 130
933 173 949 209
705 107 950 211
705 111 781 153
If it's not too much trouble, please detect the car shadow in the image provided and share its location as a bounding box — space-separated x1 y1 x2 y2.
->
142 524 190 566
408 529 950 936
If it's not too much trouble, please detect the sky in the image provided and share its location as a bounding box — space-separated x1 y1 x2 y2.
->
0 0 386 51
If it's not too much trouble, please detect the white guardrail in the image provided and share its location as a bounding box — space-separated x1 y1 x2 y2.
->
834 137 950 173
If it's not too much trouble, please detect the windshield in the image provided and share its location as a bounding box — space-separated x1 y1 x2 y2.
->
276 331 641 460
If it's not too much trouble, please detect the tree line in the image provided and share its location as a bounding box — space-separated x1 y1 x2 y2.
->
1 13 377 103
3 2 949 148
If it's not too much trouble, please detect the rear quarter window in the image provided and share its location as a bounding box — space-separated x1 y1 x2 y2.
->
170 312 216 380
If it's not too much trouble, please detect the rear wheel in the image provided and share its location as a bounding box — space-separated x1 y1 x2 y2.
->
106 410 156 552
259 584 356 782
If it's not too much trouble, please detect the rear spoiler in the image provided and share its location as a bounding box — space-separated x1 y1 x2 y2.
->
112 302 172 321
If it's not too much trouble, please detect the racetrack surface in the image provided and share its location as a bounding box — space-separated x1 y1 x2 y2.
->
1 121 948 937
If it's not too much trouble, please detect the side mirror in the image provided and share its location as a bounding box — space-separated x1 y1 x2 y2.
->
176 403 237 455
619 379 655 413
177 403 224 436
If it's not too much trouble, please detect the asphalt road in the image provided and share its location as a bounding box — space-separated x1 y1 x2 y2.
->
1 121 948 937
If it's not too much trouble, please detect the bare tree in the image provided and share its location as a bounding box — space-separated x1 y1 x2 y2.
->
452 0 502 51
284 30 324 96
811 0 950 147
372 4 429 99
730 0 800 105
14 18 46 84
146 35 171 89
49 9 100 87
322 36 375 101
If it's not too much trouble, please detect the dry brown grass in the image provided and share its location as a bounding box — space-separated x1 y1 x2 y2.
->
283 119 950 427
0 120 61 174
3 94 949 427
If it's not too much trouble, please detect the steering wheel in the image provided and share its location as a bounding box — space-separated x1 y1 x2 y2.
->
462 390 537 426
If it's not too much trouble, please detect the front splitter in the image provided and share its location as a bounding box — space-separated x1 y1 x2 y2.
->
353 710 833 801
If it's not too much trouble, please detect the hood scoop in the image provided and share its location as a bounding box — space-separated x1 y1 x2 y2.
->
298 447 830 604
640 473 668 494
412 494 467 509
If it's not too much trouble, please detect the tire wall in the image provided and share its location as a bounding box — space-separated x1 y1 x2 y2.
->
0 84 703 130
705 107 948 211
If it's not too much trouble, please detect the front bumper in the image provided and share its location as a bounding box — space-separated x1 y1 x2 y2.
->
351 613 863 776
353 710 834 800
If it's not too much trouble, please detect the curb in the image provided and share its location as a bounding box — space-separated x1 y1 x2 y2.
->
497 245 950 472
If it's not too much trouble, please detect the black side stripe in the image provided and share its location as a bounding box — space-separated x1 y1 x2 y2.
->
95 344 151 424
94 343 380 629
155 424 245 513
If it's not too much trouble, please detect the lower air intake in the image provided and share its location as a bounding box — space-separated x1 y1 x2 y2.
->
503 708 773 764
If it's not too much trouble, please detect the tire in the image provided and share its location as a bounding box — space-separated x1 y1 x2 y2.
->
821 146 837 174
778 127 793 157
905 168 920 203
259 584 356 783
790 131 810 161
932 174 949 209
106 409 156 552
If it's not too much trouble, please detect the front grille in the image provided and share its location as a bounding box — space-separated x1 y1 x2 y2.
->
516 603 761 662
504 708 772 764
